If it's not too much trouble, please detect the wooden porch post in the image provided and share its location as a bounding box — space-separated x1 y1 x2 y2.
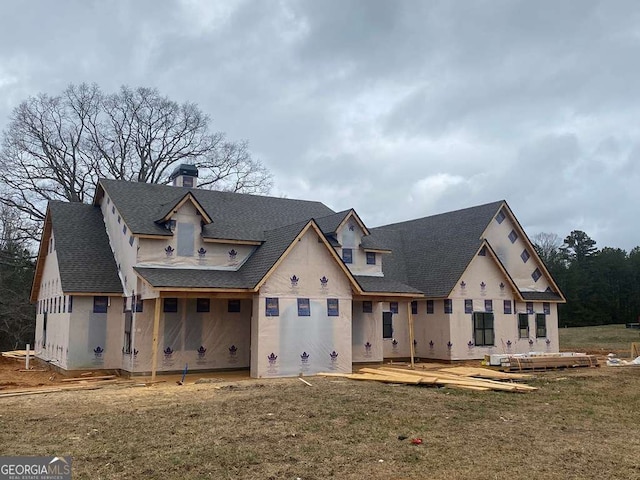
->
151 297 161 380
407 301 415 369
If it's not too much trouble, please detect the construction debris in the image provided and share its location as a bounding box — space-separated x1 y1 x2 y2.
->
319 366 537 393
1 350 36 359
485 352 599 371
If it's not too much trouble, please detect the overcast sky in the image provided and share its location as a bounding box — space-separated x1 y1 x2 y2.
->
1 0 639 250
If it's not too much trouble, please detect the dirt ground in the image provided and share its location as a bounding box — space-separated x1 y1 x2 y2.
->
1 356 639 479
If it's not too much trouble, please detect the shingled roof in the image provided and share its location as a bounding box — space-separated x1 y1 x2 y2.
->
97 179 335 242
49 201 123 294
371 201 504 297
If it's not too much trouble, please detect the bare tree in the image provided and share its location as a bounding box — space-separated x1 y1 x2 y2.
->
532 232 567 271
0 83 272 241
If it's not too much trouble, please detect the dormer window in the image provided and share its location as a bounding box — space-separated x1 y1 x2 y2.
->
165 219 176 231
366 252 376 265
342 248 353 264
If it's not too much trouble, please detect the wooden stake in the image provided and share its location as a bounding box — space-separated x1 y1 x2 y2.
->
25 343 30 370
151 297 161 381
407 302 415 370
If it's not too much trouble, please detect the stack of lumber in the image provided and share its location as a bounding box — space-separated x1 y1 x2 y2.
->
505 354 598 372
320 366 537 393
1 350 35 359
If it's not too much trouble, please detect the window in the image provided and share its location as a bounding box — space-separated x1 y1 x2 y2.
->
518 314 529 339
297 298 310 316
426 300 434 314
521 249 530 263
42 312 47 348
111 205 115 214
478 246 487 256
362 301 373 313
123 311 132 354
342 248 353 264
504 300 512 315
117 215 121 224
163 298 178 313
536 314 547 338
134 295 143 313
411 301 418 315
543 302 551 315
508 230 518 243
495 209 506 224
62 296 66 313
327 298 339 316
532 268 542 282
68 295 73 313
123 225 127 235
228 299 241 313
444 299 453 314
473 312 494 346
484 299 493 312
183 176 194 188
196 298 210 313
464 299 473 314
93 296 108 313
390 302 398 314
107 197 110 205
526 302 534 314
129 235 134 246
266 298 279 316
383 311 393 338
177 223 195 257
366 252 376 265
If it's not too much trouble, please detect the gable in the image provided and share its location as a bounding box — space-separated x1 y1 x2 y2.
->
260 226 354 297
482 203 562 297
450 245 521 302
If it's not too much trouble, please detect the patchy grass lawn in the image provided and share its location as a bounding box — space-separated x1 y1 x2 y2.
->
559 324 640 357
1 366 639 480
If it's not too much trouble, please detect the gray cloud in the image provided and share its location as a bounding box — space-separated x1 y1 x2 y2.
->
1 0 639 250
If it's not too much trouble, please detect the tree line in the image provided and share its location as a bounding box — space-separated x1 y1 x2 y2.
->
533 231 640 327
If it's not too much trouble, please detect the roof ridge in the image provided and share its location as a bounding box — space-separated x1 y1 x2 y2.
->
373 200 504 230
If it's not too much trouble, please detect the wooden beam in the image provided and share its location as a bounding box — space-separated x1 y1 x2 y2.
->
407 302 415 370
151 297 161 381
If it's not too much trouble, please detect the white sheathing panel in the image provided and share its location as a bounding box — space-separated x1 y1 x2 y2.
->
136 201 254 269
336 218 383 276
67 296 124 370
412 300 452 360
34 232 71 368
253 228 353 377
514 301 559 353
352 301 383 362
446 252 558 359
383 302 412 358
100 194 135 296
125 298 251 373
484 209 553 293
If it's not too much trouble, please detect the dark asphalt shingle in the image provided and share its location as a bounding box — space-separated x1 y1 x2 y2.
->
49 201 123 294
98 178 335 241
354 276 422 295
134 267 250 289
372 201 505 297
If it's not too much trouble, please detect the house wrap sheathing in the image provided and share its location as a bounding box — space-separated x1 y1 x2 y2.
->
31 165 565 377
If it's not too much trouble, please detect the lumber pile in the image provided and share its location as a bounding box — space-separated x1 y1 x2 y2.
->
319 366 537 393
2 350 35 359
504 354 598 372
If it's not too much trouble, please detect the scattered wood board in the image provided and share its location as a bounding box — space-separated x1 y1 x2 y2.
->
60 375 117 383
319 366 537 393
